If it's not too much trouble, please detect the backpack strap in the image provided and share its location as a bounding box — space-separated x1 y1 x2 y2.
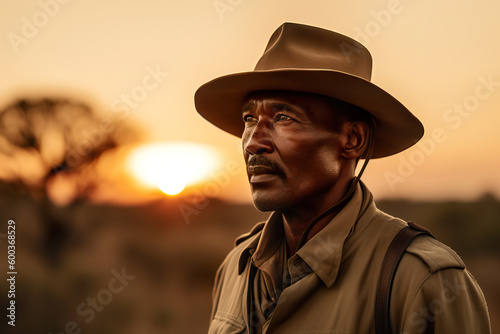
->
375 222 433 334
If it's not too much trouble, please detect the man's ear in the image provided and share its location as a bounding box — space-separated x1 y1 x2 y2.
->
341 121 369 160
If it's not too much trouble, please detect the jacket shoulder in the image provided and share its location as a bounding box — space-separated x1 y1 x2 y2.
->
234 221 265 246
406 235 465 273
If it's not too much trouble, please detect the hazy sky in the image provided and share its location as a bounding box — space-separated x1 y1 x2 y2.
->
2 0 500 202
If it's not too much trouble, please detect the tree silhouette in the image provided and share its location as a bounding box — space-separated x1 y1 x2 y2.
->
0 97 140 265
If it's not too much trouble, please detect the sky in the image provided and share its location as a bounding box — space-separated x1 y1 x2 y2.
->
1 0 500 203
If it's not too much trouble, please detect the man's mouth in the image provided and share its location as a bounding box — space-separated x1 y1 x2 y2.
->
247 165 282 183
247 165 278 174
246 155 285 184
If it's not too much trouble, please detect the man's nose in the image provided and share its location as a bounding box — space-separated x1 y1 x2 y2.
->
243 122 274 155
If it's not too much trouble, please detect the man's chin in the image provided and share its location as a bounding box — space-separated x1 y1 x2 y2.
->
252 200 275 212
251 191 285 212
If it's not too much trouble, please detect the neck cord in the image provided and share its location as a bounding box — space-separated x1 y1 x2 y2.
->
294 118 376 253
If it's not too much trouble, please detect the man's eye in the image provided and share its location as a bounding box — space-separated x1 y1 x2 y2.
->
275 114 293 122
243 115 257 122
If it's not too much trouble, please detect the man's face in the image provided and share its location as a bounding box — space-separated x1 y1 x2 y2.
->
242 91 347 213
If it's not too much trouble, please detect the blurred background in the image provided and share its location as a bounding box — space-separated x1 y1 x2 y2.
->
1 0 499 333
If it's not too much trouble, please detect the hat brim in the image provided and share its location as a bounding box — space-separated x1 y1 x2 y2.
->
194 69 424 158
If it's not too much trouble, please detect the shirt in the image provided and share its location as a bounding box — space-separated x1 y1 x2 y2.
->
208 182 491 333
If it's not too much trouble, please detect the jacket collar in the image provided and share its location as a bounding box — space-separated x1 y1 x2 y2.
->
237 212 282 275
296 182 375 287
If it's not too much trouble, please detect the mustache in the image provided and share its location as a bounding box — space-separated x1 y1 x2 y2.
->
247 155 284 174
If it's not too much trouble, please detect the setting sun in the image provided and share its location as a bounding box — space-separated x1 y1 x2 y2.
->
127 142 221 195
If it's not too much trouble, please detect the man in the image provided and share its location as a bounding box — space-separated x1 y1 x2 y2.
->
194 23 490 333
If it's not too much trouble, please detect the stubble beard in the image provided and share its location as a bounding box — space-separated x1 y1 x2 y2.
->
250 176 291 213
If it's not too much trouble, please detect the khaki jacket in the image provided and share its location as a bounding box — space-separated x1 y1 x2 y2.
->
208 183 491 333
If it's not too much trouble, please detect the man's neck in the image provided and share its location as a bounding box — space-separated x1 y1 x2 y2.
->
282 206 343 256
279 175 356 256
282 177 354 256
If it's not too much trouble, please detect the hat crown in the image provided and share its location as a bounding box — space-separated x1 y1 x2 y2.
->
254 23 373 81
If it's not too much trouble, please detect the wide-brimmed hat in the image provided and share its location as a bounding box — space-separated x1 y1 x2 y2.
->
194 22 423 158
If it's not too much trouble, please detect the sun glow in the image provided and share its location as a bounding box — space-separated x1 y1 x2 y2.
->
127 142 221 195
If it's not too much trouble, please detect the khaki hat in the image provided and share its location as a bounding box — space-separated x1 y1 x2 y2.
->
194 22 423 158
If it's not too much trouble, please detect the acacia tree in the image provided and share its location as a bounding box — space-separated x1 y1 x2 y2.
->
0 97 139 264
